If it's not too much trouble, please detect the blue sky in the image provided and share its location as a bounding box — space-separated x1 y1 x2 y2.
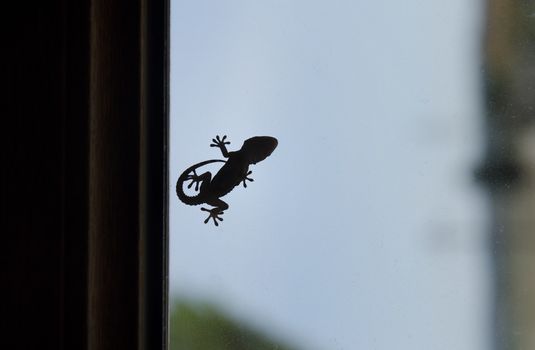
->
169 1 489 349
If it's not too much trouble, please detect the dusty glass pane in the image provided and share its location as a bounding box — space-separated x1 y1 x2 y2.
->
169 1 535 349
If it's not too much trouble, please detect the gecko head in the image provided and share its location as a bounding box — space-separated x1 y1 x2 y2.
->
241 136 278 164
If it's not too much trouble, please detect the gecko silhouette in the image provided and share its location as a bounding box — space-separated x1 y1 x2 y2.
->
176 135 278 226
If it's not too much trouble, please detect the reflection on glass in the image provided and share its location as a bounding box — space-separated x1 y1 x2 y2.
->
169 1 535 349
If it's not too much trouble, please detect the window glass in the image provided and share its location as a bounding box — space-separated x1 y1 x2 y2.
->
170 1 535 349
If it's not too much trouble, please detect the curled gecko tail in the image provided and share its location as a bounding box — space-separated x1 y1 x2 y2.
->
175 159 225 206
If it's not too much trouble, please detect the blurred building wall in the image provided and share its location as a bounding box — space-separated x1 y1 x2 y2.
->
480 0 535 349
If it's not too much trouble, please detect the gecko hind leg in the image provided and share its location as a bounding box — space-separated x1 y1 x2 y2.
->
201 208 224 226
201 199 229 226
185 170 211 192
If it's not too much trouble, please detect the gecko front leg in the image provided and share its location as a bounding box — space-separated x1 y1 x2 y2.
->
210 135 231 157
240 170 254 188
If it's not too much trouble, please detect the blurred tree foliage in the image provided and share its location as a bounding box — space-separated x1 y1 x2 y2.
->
169 298 298 350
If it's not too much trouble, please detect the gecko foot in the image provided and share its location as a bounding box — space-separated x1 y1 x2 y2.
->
201 207 224 226
241 170 254 188
210 135 230 149
185 170 202 191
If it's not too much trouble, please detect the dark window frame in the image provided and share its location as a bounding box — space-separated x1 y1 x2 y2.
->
6 1 169 349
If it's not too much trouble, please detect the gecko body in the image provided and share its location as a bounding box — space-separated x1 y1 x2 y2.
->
176 135 278 226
